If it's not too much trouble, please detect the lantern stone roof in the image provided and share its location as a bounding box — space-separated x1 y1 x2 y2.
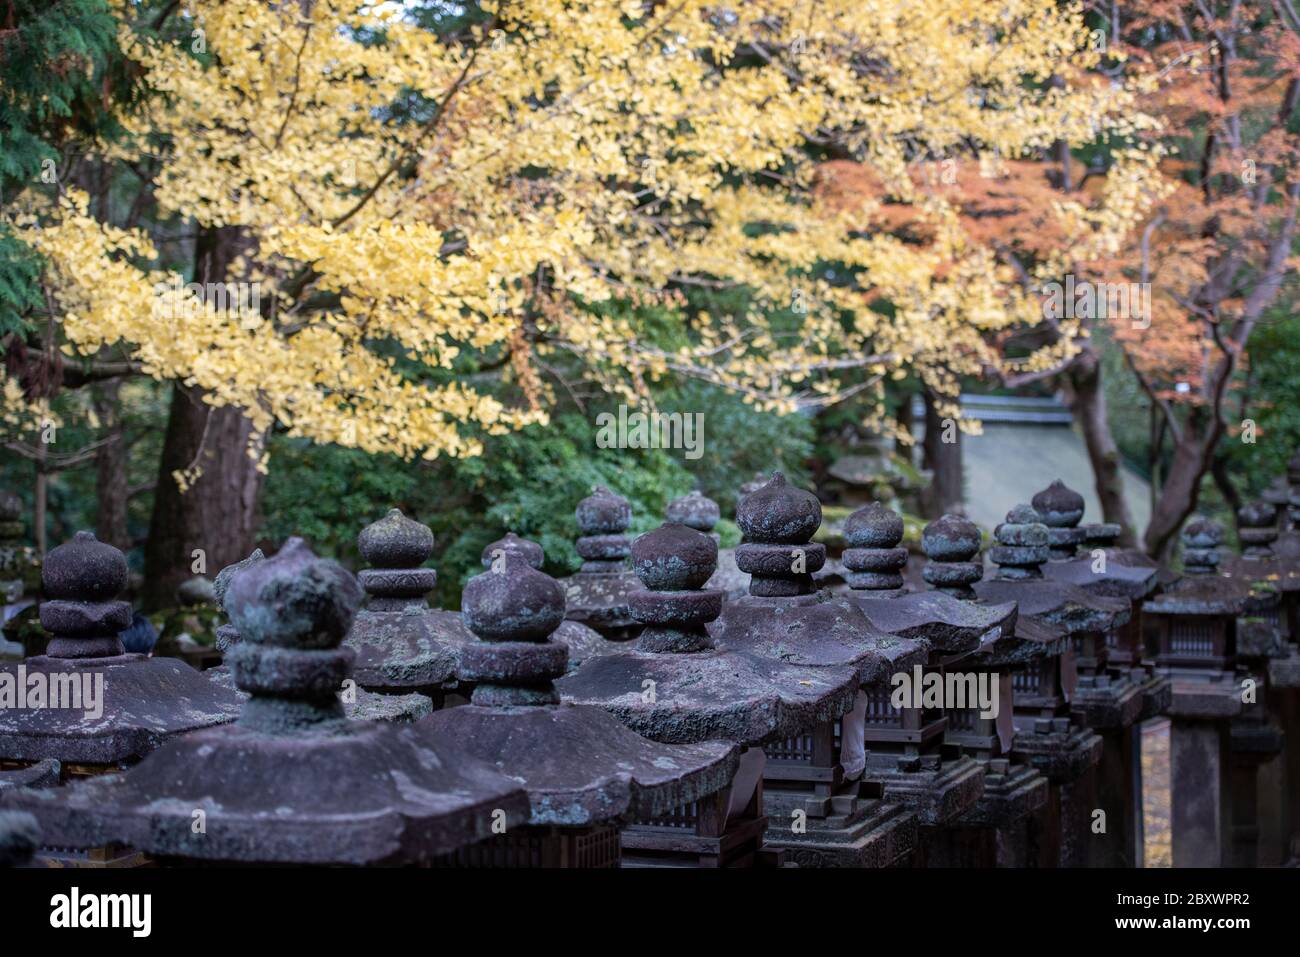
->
420 551 738 827
0 532 240 766
558 523 860 746
6 539 531 865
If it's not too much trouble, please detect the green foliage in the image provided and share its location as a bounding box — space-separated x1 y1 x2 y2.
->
0 223 43 338
262 412 693 607
1228 308 1300 497
0 0 128 341
262 385 812 607
260 442 420 562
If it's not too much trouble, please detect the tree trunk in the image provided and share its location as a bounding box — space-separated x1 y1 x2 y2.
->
922 388 963 517
141 384 265 608
141 225 265 609
1062 348 1138 548
93 379 130 550
1144 432 1211 561
1211 454 1241 520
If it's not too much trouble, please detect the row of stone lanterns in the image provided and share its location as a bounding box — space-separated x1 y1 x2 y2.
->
3 453 1300 868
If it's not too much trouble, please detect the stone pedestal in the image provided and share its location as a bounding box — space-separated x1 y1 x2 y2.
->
1170 718 1233 867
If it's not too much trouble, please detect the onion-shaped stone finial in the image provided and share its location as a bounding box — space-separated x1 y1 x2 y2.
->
356 509 436 609
459 552 569 706
1237 501 1278 557
481 532 544 570
213 548 265 652
38 532 131 659
1181 516 1223 574
734 472 825 596
1031 480 1085 528
842 501 907 593
575 485 632 573
224 538 362 731
628 523 723 653
358 508 434 568
1032 479 1089 559
920 513 982 598
989 504 1049 580
666 490 721 534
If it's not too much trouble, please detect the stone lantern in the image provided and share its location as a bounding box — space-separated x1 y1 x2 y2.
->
0 532 240 865
1219 501 1296 866
973 504 1130 867
560 486 642 641
478 531 618 671
667 489 749 601
709 478 929 866
208 543 432 723
5 539 532 865
420 550 739 867
558 521 861 867
1033 479 1166 866
844 511 1013 857
342 508 472 704
1142 518 1275 866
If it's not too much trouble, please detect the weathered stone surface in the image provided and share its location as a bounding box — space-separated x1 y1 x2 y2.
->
666 490 721 533
1012 726 1103 783
1042 555 1158 601
849 590 1016 654
562 571 641 635
711 590 926 687
969 613 1070 667
768 799 917 868
734 472 825 598
959 763 1049 827
346 510 470 691
347 607 470 689
840 501 908 593
6 719 531 864
0 657 242 765
358 508 435 569
0 810 38 867
205 666 433 723
213 549 265 651
1 532 240 765
1070 674 1144 729
1166 674 1244 720
422 705 737 826
920 514 983 597
558 649 859 745
562 488 641 637
422 550 738 827
481 532 545 569
632 523 717 591
5 539 532 865
1032 479 1086 530
1221 499 1300 596
0 758 60 791
558 524 860 746
1143 571 1274 617
736 472 820 544
872 758 988 827
975 577 1129 636
42 532 126 604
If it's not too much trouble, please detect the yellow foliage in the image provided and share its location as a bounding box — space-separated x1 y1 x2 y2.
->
5 0 1170 457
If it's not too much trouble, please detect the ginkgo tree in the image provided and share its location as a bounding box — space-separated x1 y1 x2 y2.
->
3 0 1170 597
